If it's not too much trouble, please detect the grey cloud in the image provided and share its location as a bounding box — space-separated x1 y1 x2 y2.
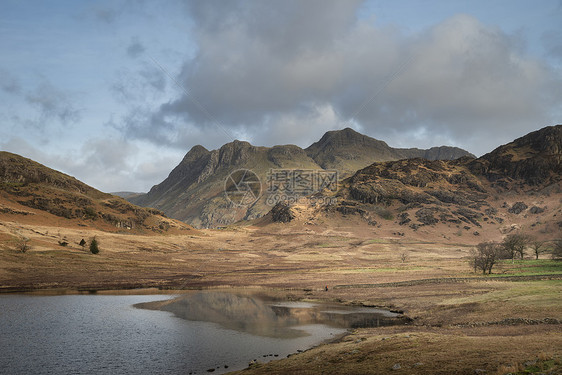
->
24 82 81 128
111 64 166 103
115 2 562 156
0 73 21 94
95 8 118 24
186 0 361 56
127 37 146 58
80 138 137 174
343 15 559 145
112 103 235 151
542 30 562 59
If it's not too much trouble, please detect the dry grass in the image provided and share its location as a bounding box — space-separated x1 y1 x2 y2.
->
0 215 560 374
229 327 562 375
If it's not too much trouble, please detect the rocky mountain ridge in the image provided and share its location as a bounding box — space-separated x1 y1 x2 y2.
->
305 127 472 170
264 125 562 242
130 127 474 228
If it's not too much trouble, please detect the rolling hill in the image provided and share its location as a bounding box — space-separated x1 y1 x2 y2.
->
0 151 194 234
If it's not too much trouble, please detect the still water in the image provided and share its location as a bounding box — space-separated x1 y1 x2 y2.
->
0 292 398 374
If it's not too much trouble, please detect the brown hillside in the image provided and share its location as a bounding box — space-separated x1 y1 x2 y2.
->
0 151 196 235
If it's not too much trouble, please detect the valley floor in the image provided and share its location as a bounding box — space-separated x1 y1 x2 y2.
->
0 219 561 374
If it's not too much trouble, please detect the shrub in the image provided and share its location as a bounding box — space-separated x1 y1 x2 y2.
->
374 206 394 220
83 206 98 220
58 236 69 247
89 237 100 254
16 237 31 253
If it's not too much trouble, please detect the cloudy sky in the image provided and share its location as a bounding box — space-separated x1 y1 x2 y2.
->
1 0 561 193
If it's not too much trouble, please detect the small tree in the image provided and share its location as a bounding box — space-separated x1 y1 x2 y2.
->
79 238 86 249
400 252 408 263
551 240 562 260
16 237 31 253
89 237 100 254
470 241 501 274
528 237 547 260
501 233 529 262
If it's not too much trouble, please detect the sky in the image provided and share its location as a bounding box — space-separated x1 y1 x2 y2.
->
1 0 561 193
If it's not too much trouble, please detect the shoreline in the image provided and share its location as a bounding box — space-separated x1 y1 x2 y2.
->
2 279 560 374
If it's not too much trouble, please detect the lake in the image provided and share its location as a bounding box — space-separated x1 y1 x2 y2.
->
0 291 401 374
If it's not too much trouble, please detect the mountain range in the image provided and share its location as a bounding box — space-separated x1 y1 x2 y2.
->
263 125 561 242
2 125 559 237
129 127 473 228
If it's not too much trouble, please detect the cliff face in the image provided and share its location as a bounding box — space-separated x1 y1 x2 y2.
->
131 140 322 228
130 128 474 228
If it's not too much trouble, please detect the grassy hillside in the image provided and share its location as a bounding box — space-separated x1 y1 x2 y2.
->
0 151 194 234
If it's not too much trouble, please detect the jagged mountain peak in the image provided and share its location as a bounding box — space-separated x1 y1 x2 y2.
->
217 139 259 166
183 144 209 158
129 127 475 228
178 145 210 167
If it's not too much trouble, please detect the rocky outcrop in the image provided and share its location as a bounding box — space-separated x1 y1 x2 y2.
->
270 202 295 223
508 202 528 215
320 124 561 230
469 124 562 185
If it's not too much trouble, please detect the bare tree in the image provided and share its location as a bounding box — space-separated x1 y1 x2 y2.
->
528 237 547 260
16 236 31 253
470 241 501 274
551 240 562 260
400 252 408 263
501 233 530 262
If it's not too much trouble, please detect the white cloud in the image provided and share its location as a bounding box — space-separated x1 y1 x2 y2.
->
0 136 183 193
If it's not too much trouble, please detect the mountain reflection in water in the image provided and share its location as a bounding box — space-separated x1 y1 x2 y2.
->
136 292 405 338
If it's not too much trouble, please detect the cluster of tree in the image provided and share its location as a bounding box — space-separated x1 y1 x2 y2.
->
470 241 500 274
79 237 100 254
14 235 100 254
470 233 561 274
